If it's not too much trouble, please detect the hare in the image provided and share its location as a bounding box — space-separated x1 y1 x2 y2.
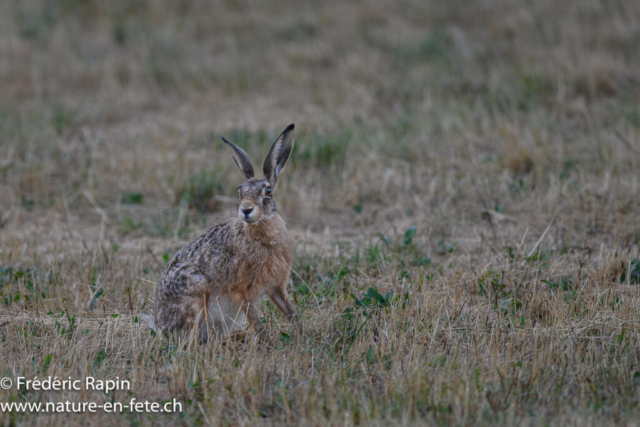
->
154 124 300 343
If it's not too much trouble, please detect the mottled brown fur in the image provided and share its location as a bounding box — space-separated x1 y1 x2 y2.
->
154 124 299 342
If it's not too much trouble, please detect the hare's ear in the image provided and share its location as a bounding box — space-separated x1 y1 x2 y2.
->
263 123 295 190
222 136 255 181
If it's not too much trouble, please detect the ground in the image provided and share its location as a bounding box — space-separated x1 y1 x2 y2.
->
1 0 640 425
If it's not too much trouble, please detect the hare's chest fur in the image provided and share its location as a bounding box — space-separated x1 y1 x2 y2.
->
231 215 293 300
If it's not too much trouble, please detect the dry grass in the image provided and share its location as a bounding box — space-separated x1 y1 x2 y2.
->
1 0 640 425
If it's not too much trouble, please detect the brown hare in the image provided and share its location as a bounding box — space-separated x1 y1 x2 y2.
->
154 124 300 343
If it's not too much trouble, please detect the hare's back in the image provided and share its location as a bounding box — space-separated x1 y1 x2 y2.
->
160 220 241 288
175 220 239 262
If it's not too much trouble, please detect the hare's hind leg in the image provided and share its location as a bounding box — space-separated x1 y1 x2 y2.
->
155 263 210 343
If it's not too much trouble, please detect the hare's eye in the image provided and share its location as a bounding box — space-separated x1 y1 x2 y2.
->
265 187 272 196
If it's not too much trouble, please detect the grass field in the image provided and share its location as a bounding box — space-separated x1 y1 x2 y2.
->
1 0 640 425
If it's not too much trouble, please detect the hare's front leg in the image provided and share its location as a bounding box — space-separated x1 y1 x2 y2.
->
268 287 303 333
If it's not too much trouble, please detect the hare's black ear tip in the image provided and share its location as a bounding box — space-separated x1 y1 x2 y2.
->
285 123 295 131
221 136 230 144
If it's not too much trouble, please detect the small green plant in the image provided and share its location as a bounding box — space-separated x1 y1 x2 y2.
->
119 192 144 204
542 276 573 291
279 332 291 344
41 353 53 373
477 270 506 299
176 169 226 212
517 73 555 112
403 226 417 246
117 217 143 234
89 288 104 310
50 105 75 135
94 349 107 366
436 239 455 255
501 298 522 315
620 259 640 284
353 287 392 315
401 30 453 64
21 196 35 211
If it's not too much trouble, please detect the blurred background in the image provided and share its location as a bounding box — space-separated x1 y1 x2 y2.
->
0 0 639 283
2 0 640 241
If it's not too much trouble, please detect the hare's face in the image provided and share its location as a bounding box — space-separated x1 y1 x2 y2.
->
222 123 295 224
237 178 276 224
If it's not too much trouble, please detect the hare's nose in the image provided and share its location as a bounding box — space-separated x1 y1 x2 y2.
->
242 207 254 217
